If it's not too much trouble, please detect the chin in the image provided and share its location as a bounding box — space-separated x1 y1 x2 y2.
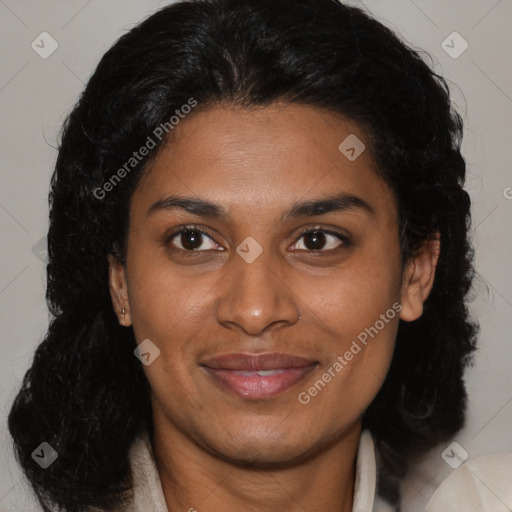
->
212 442 313 469
199 426 325 469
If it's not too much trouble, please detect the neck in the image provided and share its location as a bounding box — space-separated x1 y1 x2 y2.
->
151 417 362 512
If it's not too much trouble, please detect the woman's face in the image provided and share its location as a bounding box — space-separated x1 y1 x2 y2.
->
109 102 436 465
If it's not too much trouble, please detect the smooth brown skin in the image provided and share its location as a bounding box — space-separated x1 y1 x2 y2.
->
109 103 440 512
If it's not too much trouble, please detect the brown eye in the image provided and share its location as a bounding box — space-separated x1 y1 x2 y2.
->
179 230 204 250
166 228 220 252
302 230 327 251
291 228 350 252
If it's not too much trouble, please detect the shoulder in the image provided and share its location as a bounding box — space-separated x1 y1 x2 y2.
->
425 453 512 511
86 432 167 512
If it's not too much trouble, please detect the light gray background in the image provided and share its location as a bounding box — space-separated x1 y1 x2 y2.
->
0 1 511 510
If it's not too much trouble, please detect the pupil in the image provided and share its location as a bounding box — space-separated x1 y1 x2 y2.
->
304 231 326 250
181 230 202 250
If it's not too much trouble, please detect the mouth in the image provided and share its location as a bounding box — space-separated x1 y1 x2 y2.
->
200 352 318 400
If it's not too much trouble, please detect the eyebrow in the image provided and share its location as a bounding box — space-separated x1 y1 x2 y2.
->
147 192 375 221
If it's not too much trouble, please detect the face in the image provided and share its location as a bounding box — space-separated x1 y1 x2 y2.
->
109 102 438 466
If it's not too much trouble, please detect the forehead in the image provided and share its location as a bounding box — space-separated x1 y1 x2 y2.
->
133 102 397 224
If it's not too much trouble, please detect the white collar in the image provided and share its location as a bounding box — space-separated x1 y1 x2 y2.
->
352 429 377 512
127 428 393 511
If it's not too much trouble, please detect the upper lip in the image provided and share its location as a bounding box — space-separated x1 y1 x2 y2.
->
201 352 318 371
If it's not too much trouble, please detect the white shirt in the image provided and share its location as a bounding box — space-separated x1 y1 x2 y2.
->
123 428 396 511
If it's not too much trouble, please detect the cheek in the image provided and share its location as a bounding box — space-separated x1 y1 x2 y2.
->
302 251 401 337
296 247 401 403
298 316 398 428
125 253 208 344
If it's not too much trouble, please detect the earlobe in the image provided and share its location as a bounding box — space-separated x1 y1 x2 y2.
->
399 233 441 322
107 253 132 326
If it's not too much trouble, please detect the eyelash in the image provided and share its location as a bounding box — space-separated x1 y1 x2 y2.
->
163 224 351 255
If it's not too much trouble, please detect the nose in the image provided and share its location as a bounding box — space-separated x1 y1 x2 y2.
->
215 248 301 336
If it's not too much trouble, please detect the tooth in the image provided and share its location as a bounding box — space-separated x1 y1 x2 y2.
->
232 369 286 376
257 369 285 376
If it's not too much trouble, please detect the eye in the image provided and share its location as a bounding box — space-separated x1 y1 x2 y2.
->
290 228 350 253
164 225 350 255
165 226 223 253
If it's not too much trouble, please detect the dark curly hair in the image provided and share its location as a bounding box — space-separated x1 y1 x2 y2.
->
8 0 479 510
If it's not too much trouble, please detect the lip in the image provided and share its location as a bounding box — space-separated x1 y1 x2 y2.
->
201 352 318 399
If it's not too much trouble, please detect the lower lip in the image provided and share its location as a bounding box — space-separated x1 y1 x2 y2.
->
203 365 317 399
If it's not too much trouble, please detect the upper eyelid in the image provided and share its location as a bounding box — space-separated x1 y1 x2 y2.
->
294 227 349 241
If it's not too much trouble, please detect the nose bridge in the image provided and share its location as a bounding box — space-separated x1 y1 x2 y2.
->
215 242 300 333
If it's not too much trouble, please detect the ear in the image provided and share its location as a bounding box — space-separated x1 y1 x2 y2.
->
399 232 441 322
107 253 132 326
